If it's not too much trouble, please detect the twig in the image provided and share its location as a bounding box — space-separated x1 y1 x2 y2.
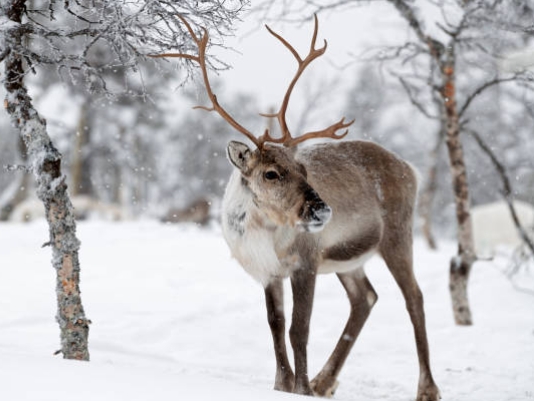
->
467 129 534 258
3 164 31 173
459 74 524 119
396 75 439 119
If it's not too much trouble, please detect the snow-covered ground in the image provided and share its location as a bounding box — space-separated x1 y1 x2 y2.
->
0 220 533 401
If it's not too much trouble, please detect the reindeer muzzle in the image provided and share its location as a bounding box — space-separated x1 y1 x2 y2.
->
298 188 332 233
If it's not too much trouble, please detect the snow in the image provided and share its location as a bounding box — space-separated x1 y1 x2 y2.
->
472 200 534 257
0 16 20 31
0 220 533 401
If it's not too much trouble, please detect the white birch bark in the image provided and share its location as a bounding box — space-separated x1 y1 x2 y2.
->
387 0 476 325
2 0 90 360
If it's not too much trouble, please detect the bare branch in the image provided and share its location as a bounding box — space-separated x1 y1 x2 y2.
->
1 1 248 98
387 0 436 48
468 129 534 257
459 74 531 119
396 75 440 120
151 15 260 147
3 164 31 173
357 41 427 64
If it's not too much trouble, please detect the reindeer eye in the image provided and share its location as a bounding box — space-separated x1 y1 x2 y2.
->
264 171 280 181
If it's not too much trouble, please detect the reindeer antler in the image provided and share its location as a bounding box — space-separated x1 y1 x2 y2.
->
259 14 354 147
150 15 261 148
152 14 353 149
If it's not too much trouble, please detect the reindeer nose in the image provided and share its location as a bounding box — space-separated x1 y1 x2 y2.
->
299 188 332 232
312 203 332 223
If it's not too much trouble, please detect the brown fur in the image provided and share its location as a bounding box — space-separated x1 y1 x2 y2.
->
322 226 382 261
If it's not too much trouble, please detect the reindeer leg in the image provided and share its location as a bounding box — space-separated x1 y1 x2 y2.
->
264 279 294 392
289 266 316 395
380 235 440 401
311 268 377 397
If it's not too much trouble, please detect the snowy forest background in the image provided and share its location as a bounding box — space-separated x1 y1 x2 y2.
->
1 1 534 400
1 0 533 229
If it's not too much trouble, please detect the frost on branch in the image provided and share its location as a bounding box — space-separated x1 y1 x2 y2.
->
1 0 249 98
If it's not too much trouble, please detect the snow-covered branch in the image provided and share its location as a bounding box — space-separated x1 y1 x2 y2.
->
2 163 30 172
2 0 249 96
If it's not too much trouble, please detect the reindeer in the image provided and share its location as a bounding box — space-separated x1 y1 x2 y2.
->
153 15 440 401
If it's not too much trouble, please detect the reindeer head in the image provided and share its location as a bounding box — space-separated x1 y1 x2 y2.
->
226 141 331 232
152 15 353 232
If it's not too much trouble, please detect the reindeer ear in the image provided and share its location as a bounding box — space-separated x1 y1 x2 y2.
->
227 141 252 172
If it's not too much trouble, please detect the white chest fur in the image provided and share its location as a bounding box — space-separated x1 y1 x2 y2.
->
222 172 295 286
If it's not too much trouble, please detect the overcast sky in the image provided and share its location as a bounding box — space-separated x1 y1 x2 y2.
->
205 2 409 133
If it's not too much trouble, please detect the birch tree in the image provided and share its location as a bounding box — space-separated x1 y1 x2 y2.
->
253 0 534 325
0 0 247 359
372 0 532 325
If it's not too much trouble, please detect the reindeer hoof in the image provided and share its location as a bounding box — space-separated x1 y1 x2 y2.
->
416 385 441 401
291 385 314 396
311 378 339 398
273 370 295 393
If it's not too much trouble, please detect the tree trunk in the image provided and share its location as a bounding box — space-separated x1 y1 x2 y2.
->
418 131 444 250
387 0 492 325
440 50 476 326
3 0 90 360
